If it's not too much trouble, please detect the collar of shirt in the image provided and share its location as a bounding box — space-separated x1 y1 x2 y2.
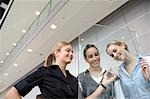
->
119 57 140 78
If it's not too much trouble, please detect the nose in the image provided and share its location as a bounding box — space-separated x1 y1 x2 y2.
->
70 51 73 55
113 53 118 59
70 51 73 57
113 52 121 59
93 56 97 61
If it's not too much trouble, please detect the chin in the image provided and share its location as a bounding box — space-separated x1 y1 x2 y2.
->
92 64 99 68
66 61 71 64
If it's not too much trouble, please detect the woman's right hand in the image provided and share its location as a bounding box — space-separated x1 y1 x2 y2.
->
101 71 117 87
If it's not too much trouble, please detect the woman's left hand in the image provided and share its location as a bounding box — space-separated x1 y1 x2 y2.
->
140 59 150 81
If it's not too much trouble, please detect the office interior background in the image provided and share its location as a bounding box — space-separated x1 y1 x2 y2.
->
0 0 150 98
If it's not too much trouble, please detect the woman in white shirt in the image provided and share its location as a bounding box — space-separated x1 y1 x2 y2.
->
78 44 117 99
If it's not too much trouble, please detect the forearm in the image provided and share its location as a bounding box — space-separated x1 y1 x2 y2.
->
5 87 21 99
85 85 106 99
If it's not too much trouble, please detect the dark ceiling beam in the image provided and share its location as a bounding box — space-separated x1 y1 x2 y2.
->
0 0 14 29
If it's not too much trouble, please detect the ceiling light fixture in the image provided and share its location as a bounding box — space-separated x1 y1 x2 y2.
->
50 24 57 30
81 38 84 42
121 37 125 39
27 48 33 53
35 11 40 16
6 53 9 56
1 61 4 64
13 63 18 66
13 43 17 46
4 73 8 76
22 29 26 33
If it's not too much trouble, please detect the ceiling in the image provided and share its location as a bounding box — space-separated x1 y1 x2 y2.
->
0 0 128 93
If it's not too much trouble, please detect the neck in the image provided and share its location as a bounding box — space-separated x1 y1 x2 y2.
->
124 53 136 66
89 66 102 74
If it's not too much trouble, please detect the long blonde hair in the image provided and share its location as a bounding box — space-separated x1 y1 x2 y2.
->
44 42 71 67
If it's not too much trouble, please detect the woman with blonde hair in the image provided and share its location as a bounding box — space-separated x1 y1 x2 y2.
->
6 42 78 99
106 40 150 99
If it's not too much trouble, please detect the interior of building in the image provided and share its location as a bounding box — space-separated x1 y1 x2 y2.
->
0 0 150 98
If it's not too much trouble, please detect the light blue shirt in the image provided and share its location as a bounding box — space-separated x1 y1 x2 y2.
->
119 57 150 99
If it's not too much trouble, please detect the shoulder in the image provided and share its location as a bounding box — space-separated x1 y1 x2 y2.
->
38 65 58 71
35 66 49 76
78 70 89 80
37 66 48 72
66 70 77 79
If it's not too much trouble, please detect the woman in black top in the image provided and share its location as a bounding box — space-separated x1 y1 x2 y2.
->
6 42 78 99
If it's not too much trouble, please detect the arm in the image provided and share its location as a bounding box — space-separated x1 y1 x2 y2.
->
6 67 43 98
85 71 117 99
5 87 21 99
78 80 105 99
85 85 106 99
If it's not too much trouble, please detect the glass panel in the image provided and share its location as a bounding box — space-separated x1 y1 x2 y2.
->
77 1 150 98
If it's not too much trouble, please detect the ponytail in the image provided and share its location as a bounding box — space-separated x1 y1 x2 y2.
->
44 53 55 67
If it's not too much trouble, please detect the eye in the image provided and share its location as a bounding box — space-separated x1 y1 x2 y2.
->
88 55 93 58
65 49 70 52
95 53 99 56
113 49 117 52
110 54 114 58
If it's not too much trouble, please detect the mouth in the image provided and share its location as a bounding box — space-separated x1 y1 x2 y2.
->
115 53 122 60
118 53 121 58
66 55 73 60
92 61 99 65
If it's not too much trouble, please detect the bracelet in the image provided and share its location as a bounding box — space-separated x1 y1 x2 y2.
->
100 83 107 90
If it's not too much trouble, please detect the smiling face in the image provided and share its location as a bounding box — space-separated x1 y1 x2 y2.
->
85 47 100 68
107 44 127 61
56 44 73 64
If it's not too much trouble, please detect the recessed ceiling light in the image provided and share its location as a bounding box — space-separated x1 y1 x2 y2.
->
4 73 8 76
81 38 84 42
35 11 40 16
27 48 33 53
14 64 18 66
121 37 125 39
50 24 57 30
13 43 17 46
0 80 2 83
6 53 9 56
1 61 4 64
22 29 26 33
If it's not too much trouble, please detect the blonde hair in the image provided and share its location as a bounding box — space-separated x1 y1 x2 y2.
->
44 42 71 67
106 40 129 54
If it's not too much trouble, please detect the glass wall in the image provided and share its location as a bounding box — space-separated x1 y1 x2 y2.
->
76 0 150 73
76 0 150 98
